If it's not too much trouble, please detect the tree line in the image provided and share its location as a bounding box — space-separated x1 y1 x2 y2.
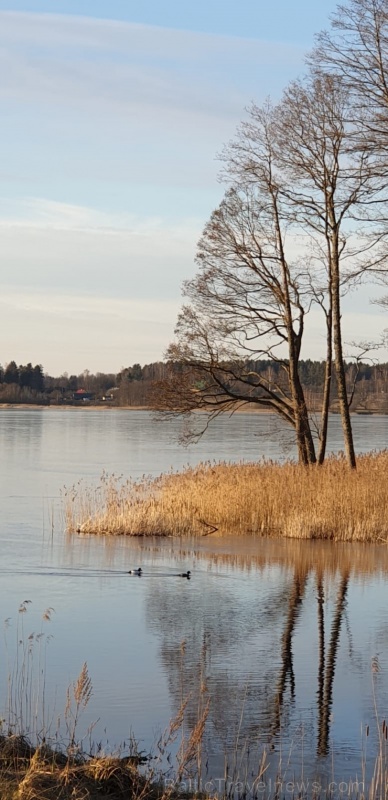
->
1 358 388 412
0 361 170 405
151 0 388 467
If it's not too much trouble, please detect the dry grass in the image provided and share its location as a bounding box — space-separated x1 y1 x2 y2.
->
0 735 148 800
63 451 388 542
0 618 211 800
2 632 388 800
0 689 210 800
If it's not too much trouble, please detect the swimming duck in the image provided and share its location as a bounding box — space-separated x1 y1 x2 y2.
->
128 567 142 575
178 571 191 578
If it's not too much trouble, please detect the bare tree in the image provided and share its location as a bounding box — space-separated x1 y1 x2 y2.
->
273 73 385 468
222 92 337 466
215 76 378 468
154 46 386 467
153 103 317 466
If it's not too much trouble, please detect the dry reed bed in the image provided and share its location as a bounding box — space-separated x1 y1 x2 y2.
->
63 452 388 542
0 736 148 800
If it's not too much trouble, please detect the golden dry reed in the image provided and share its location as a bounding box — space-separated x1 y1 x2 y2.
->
63 452 388 542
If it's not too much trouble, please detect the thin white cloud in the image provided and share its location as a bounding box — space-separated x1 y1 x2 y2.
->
0 11 304 63
0 197 201 299
0 10 309 200
0 11 304 123
0 196 182 232
0 11 302 196
0 289 177 325
0 289 180 373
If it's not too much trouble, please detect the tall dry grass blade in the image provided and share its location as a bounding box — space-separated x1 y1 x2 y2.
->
65 662 93 752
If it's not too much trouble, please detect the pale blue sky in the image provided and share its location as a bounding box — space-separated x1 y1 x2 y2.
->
0 0 385 375
0 1 338 40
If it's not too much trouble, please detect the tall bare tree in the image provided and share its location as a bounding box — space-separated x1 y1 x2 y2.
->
154 30 387 466
153 103 317 465
223 92 336 466
216 76 383 467
274 73 386 468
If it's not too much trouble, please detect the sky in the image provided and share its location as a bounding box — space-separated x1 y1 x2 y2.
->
1 0 387 376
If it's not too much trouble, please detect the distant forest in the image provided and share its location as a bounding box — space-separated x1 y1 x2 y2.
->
1 358 388 413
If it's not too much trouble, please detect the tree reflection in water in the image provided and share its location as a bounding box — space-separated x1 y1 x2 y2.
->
317 570 349 757
141 538 381 786
270 569 308 740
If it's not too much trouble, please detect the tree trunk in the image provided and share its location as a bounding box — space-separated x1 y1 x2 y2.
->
295 377 317 465
318 309 332 465
331 256 357 468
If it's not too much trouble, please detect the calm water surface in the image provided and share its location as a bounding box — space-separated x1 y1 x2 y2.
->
1 409 388 791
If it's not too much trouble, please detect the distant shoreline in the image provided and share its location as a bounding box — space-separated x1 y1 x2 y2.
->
0 403 274 413
0 403 381 415
0 403 149 411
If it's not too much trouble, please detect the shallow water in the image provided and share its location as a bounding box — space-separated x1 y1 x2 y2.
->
1 409 388 792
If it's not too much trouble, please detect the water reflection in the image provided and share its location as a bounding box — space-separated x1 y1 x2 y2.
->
1 528 386 785
2 410 388 787
136 537 387 783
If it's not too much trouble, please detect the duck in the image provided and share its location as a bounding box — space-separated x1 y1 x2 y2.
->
128 567 142 575
178 571 191 578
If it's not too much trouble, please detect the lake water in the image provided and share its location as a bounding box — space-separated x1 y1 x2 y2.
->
1 408 388 795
